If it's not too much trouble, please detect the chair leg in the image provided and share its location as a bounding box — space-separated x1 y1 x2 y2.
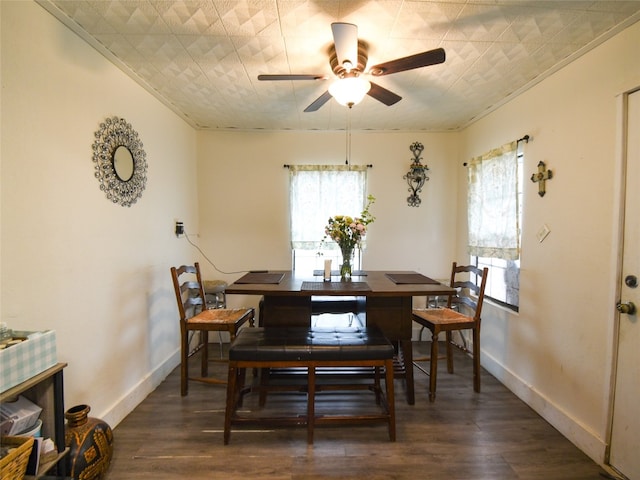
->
181 328 189 396
259 368 270 406
223 362 238 445
384 358 396 442
218 331 224 358
237 364 247 408
472 328 481 393
201 330 209 377
307 366 316 445
445 331 454 374
429 331 439 402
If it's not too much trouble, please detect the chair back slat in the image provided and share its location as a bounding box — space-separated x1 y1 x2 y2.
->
446 262 488 323
171 262 208 322
456 295 477 314
180 280 200 292
453 280 480 295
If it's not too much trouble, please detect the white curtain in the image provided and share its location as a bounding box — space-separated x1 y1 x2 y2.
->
467 141 520 260
289 165 368 250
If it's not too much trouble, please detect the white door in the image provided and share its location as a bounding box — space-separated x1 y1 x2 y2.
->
609 88 640 479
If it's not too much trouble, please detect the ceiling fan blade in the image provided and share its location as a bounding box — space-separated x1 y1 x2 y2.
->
369 48 445 76
367 82 402 106
258 74 326 81
304 91 333 112
331 22 358 68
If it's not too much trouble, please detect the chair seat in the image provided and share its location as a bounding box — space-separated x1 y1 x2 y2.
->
412 308 475 328
188 308 253 328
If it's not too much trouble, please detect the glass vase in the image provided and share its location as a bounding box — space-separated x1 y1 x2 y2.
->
340 245 354 280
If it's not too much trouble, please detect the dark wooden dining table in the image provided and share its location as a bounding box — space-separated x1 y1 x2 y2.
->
225 270 455 405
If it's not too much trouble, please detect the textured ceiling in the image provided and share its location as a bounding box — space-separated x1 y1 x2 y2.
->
37 1 640 131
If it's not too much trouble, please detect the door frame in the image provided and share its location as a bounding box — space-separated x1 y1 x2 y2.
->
605 86 640 473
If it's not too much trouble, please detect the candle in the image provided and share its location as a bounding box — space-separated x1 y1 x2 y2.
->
323 259 332 282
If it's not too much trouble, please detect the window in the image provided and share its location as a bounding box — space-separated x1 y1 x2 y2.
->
289 165 368 272
467 141 523 310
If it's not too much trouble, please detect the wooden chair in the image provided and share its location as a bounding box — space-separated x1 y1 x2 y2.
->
412 262 488 401
170 262 254 396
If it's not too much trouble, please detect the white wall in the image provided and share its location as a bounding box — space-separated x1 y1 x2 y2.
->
3 0 639 469
458 20 640 463
1 1 197 427
195 130 460 312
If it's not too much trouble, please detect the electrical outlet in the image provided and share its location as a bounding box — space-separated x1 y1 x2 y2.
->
537 224 550 243
175 221 184 237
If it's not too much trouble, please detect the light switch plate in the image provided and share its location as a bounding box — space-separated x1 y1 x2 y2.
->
537 224 550 243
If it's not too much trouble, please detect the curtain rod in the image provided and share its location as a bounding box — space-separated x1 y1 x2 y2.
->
463 134 530 166
283 164 373 168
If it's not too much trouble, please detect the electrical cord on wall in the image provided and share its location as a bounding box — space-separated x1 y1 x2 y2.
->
183 230 248 275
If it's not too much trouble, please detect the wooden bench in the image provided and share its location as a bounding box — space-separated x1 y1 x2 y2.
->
223 326 395 444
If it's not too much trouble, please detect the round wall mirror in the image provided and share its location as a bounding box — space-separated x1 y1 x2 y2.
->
113 145 134 181
92 117 147 207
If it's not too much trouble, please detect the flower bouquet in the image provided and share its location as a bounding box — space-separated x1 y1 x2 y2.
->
323 195 375 279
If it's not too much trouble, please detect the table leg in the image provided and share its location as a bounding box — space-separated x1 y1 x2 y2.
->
366 296 414 405
400 339 415 405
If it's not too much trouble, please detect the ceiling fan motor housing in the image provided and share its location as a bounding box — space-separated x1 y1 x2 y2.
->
329 41 368 77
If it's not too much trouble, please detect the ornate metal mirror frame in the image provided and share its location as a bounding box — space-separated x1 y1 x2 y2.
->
92 117 147 207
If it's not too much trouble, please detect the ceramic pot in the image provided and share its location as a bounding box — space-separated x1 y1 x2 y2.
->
65 404 114 480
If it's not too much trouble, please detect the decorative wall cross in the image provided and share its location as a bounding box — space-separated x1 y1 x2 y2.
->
530 161 553 197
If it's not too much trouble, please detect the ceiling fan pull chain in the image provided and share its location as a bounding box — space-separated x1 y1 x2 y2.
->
345 108 352 168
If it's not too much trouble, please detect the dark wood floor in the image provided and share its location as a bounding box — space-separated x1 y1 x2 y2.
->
107 340 608 479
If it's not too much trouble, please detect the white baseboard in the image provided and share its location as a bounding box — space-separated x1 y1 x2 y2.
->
481 350 607 466
99 349 180 429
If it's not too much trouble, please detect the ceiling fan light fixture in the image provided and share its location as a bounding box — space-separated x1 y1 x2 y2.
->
329 76 371 107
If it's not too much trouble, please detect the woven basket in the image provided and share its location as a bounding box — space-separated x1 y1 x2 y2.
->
0 436 34 480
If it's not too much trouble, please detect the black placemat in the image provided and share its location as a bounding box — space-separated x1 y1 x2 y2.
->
385 273 439 284
301 281 371 292
234 272 285 284
312 270 367 276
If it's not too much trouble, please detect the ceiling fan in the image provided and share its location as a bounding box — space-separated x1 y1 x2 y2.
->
258 22 445 112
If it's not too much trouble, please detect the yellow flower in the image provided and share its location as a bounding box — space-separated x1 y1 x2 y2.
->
322 195 375 252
